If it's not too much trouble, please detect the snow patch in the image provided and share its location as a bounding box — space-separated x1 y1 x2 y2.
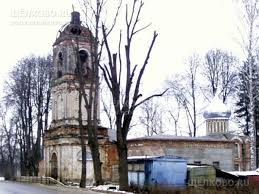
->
206 95 230 113
92 184 134 193
228 171 259 176
203 94 231 119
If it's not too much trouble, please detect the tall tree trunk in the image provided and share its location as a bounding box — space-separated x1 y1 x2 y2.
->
192 81 197 137
79 91 87 188
117 136 128 191
89 139 103 185
75 39 103 186
85 92 103 185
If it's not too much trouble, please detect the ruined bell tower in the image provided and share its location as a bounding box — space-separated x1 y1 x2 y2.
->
43 11 118 184
51 11 99 128
43 11 100 183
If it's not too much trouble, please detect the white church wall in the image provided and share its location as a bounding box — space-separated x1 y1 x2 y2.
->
44 144 94 182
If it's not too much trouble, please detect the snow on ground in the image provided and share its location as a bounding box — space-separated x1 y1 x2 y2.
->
92 185 134 194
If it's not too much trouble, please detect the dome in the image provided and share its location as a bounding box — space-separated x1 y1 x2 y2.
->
53 11 93 46
203 95 231 119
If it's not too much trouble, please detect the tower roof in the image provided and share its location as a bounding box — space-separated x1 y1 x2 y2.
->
53 11 93 46
203 95 231 119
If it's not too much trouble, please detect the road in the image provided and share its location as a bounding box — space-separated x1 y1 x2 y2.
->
0 181 104 194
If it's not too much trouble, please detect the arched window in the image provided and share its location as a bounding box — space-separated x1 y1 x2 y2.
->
57 52 63 78
79 50 88 64
75 50 89 76
58 52 63 65
57 71 62 78
235 143 240 158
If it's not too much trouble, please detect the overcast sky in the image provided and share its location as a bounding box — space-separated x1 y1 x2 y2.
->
0 0 243 93
0 0 245 136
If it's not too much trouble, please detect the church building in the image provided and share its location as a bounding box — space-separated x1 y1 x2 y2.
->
42 11 118 184
41 11 251 185
128 95 251 171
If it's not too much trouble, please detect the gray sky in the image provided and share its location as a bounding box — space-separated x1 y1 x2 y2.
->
0 0 244 136
0 0 243 94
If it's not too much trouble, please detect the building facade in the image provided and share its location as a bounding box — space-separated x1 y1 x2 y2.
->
128 95 251 171
42 12 251 184
43 11 118 184
128 136 235 171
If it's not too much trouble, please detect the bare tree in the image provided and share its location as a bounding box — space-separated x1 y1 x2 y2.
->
139 99 163 136
74 34 103 186
237 0 259 169
0 106 19 179
4 55 52 176
203 49 238 103
203 49 223 97
187 55 199 137
100 0 166 190
165 95 181 136
75 0 122 187
167 55 200 137
101 87 115 129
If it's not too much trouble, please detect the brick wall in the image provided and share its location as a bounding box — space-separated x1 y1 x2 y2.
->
128 139 235 171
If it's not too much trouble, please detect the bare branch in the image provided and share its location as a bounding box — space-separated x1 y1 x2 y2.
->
106 0 122 36
133 89 168 109
132 31 158 106
133 23 151 35
99 65 112 90
130 0 144 40
118 30 122 87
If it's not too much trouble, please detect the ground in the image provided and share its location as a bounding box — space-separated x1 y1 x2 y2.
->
0 181 104 194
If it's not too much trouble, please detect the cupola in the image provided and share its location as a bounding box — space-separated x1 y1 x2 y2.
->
203 95 231 135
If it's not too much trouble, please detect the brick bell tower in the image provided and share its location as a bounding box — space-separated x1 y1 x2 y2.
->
43 11 118 185
43 11 102 183
51 11 99 128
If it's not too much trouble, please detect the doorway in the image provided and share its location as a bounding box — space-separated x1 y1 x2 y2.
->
50 153 58 179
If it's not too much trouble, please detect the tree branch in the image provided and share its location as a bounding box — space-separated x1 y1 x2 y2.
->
133 89 168 109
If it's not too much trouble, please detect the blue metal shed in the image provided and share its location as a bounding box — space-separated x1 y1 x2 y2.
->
128 156 187 188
